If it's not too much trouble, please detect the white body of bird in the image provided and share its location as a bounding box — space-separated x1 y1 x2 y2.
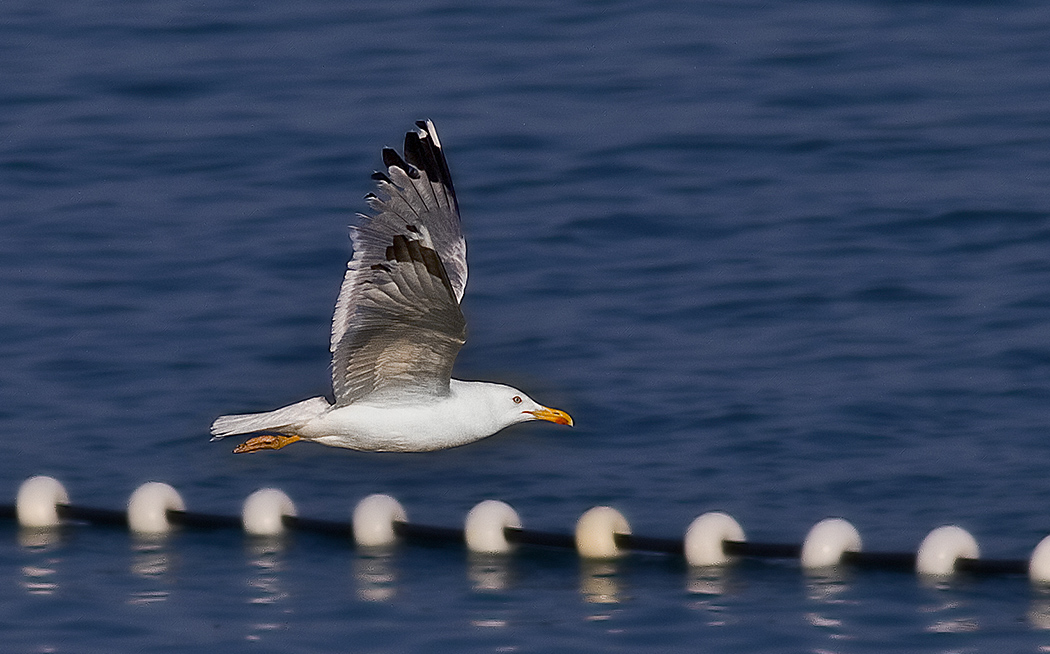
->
213 381 568 452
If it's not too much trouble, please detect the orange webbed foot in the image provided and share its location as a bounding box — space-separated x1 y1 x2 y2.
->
233 434 302 454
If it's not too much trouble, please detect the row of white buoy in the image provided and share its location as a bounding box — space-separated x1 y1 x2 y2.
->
12 476 1050 582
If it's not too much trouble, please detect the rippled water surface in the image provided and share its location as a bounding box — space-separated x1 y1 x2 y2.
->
5 0 1050 651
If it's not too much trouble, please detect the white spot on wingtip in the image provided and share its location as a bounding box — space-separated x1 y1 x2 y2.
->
422 119 441 148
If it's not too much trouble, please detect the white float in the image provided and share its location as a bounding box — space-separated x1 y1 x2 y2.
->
800 518 862 569
127 482 186 535
683 512 746 566
916 525 979 577
352 494 407 547
16 476 69 528
464 500 521 554
575 506 631 559
1029 535 1050 583
242 488 297 536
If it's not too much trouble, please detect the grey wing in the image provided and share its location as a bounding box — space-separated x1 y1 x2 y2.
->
330 120 468 405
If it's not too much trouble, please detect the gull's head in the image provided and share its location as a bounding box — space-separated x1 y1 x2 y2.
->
513 390 574 427
467 382 573 431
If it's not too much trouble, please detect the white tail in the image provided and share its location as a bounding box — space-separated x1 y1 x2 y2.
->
210 397 330 440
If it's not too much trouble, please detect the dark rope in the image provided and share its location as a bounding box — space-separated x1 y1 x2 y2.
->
0 503 1031 577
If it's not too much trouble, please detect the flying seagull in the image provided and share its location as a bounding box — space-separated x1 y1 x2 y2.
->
211 120 572 453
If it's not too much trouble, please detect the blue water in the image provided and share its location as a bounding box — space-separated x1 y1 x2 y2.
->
4 0 1050 650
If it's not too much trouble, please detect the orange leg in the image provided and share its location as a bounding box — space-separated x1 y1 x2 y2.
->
233 434 302 454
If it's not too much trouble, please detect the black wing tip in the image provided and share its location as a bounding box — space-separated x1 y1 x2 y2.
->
402 120 455 197
381 147 420 179
363 120 458 217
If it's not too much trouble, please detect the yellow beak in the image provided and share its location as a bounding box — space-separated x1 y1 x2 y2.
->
525 406 574 426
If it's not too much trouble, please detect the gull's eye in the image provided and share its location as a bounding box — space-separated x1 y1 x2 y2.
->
512 395 523 404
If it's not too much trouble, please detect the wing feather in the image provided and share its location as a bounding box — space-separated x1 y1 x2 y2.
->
330 120 468 405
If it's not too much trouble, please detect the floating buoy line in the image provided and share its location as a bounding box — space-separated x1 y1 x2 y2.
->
8 475 1050 584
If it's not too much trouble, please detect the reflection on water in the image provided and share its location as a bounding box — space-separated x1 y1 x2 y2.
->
1027 588 1050 635
803 570 857 650
245 537 292 643
466 553 517 652
687 565 732 597
581 560 625 633
131 540 171 578
128 536 173 605
919 593 979 635
19 528 61 596
21 563 59 596
354 546 397 602
686 565 733 627
246 537 289 605
580 560 623 605
804 568 851 598
924 616 980 634
470 618 510 629
18 527 61 550
468 553 513 593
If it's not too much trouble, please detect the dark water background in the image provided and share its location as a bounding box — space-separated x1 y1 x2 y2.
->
5 0 1050 651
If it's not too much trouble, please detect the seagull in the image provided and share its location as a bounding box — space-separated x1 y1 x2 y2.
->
211 120 572 453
